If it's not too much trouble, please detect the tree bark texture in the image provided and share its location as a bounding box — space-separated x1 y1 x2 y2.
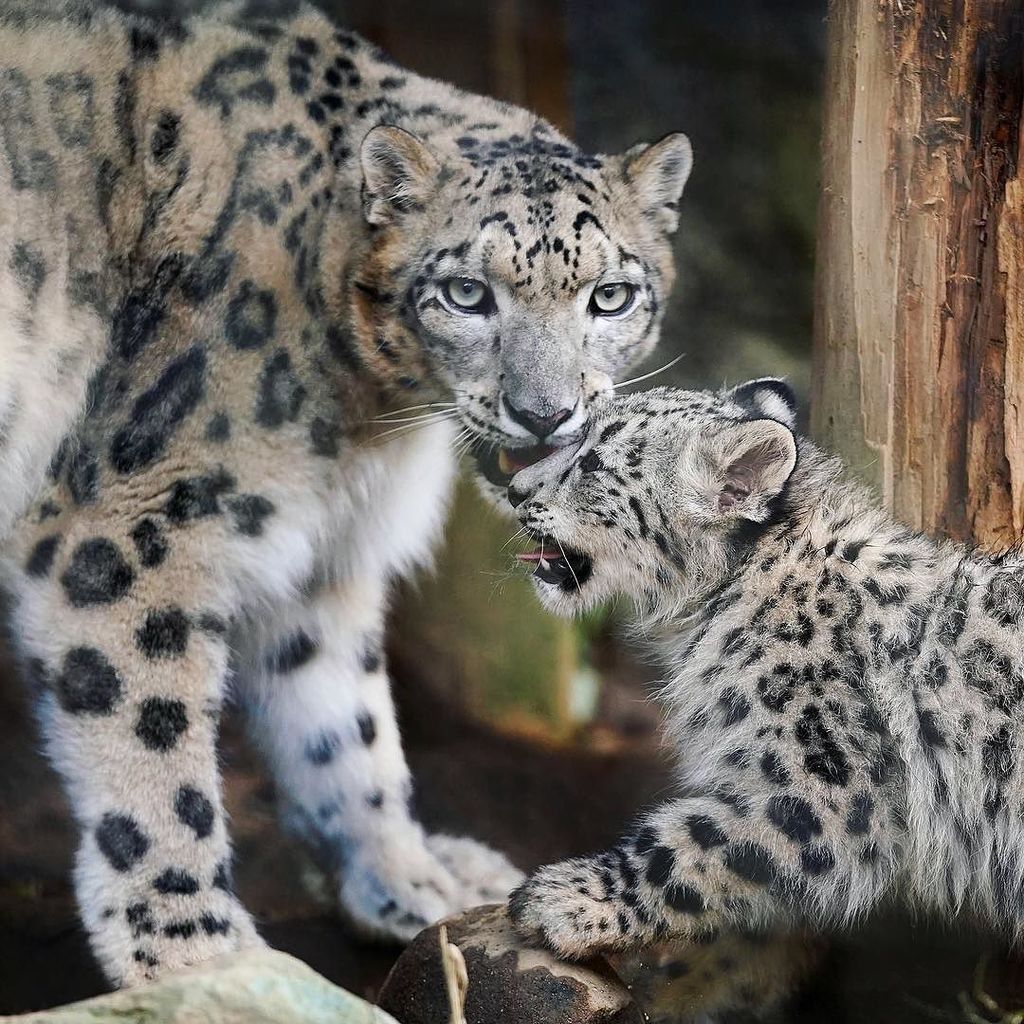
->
812 0 1024 546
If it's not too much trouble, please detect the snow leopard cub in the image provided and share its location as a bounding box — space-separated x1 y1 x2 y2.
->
505 380 1024 961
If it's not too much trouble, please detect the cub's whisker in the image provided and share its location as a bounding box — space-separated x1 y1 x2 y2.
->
554 535 582 591
501 525 530 553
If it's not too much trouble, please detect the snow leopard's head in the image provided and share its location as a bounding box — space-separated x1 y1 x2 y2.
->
350 118 691 490
507 380 800 617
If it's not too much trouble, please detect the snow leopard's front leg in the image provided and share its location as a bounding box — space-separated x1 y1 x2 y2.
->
245 573 522 942
510 789 899 960
9 509 262 987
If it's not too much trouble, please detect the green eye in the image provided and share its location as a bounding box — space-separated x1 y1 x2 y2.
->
444 278 492 312
590 282 635 315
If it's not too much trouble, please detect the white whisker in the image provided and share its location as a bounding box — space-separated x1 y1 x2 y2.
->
485 567 520 598
370 410 458 425
373 401 457 420
554 535 581 591
501 525 529 553
370 412 457 441
454 432 477 461
613 353 685 390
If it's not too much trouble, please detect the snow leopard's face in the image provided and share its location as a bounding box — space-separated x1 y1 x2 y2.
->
354 123 692 491
507 381 800 617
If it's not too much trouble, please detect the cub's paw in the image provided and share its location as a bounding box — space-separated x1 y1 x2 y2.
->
338 838 463 943
426 833 524 905
509 857 634 960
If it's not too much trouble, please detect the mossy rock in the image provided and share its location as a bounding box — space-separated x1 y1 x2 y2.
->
9 949 397 1024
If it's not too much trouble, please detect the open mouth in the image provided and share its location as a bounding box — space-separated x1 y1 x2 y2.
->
517 538 593 591
471 440 558 488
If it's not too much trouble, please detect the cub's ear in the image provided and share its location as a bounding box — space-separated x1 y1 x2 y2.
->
621 132 693 234
360 125 441 226
706 418 797 522
726 377 798 430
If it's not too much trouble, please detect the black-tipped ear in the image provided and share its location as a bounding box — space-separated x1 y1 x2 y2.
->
708 419 797 522
360 125 441 226
727 378 798 430
622 132 693 234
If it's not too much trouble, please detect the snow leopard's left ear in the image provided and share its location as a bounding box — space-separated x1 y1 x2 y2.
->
726 377 798 431
705 418 797 522
621 132 693 234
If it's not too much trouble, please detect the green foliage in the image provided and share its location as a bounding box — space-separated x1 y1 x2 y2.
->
394 474 577 732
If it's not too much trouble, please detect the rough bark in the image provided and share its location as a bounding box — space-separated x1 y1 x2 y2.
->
812 0 1024 546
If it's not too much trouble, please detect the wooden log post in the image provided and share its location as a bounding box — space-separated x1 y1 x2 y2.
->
813 0 1024 546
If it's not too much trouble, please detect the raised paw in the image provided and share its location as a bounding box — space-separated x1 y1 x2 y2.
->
508 856 641 960
425 833 524 905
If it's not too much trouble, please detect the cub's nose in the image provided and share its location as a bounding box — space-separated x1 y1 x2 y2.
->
502 397 573 441
507 482 531 508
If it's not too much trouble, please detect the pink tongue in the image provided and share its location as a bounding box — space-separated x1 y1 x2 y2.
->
517 549 561 563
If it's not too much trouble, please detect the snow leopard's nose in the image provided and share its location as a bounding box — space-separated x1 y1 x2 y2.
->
502 397 574 441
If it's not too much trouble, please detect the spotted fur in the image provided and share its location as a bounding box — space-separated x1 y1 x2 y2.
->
508 382 1024 965
0 0 690 986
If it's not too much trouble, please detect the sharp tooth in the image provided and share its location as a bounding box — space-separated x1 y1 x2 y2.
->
539 557 550 570
498 449 514 475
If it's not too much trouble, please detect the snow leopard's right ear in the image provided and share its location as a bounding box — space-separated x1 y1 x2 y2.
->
705 418 797 523
360 125 441 226
726 377 798 431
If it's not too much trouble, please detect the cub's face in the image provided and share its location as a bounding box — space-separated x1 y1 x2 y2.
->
506 381 800 618
356 123 692 488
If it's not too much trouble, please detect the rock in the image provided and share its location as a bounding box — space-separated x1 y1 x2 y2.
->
377 904 644 1024
7 948 398 1024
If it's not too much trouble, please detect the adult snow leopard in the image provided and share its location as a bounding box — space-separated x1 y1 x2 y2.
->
507 382 1024 963
0 0 692 985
